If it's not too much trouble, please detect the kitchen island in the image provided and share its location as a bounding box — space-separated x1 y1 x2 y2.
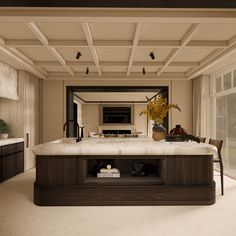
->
33 138 217 206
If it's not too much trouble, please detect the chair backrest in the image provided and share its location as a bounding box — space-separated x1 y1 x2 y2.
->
197 136 206 143
209 138 223 160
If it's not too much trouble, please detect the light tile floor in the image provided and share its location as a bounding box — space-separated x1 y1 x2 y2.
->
0 169 236 236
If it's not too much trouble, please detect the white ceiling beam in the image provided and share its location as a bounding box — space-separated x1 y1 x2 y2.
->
1 9 236 24
46 71 187 81
156 23 201 76
5 39 228 49
9 47 47 76
186 35 236 79
127 23 142 76
187 44 236 79
26 22 74 76
0 37 45 79
81 22 102 76
34 61 198 68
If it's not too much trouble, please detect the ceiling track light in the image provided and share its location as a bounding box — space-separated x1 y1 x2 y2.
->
149 52 155 60
142 67 146 75
76 52 82 60
86 67 89 75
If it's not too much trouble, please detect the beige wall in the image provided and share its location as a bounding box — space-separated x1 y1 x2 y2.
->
171 80 193 133
41 78 193 142
0 71 41 170
41 80 64 142
82 104 148 137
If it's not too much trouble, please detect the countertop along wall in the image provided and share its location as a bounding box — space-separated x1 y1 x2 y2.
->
41 79 192 142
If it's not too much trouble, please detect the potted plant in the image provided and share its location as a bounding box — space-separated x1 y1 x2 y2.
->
0 119 10 139
140 94 181 141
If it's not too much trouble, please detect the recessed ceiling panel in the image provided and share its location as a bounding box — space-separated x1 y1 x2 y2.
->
18 47 57 61
72 66 97 72
0 22 36 39
173 48 215 62
134 48 172 62
192 24 236 41
37 22 86 40
89 23 136 40
101 67 127 73
96 48 130 62
56 47 93 61
131 67 158 73
163 66 191 72
140 23 191 40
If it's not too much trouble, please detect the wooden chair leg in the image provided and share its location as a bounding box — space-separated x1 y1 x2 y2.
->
220 162 224 195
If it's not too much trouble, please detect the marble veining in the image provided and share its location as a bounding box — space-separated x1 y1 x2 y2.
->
0 138 24 147
33 137 218 157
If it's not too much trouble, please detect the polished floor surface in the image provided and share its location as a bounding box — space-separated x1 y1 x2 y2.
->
0 169 236 236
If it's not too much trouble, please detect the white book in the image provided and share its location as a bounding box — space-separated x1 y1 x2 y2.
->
97 172 120 178
100 168 119 173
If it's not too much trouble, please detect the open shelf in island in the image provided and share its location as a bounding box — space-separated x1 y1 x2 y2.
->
84 174 164 186
34 154 215 206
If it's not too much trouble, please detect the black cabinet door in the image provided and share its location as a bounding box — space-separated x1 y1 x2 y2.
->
2 154 17 180
16 152 24 174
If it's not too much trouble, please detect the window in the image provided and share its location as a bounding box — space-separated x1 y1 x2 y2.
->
223 72 232 90
216 93 236 178
213 65 236 179
233 70 236 87
215 76 222 92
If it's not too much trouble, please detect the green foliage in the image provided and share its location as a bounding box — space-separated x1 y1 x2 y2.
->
0 119 10 133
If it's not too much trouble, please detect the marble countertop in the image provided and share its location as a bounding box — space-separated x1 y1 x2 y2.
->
33 137 218 157
0 138 24 147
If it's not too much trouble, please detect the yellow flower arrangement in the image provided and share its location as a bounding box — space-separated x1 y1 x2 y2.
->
140 94 181 125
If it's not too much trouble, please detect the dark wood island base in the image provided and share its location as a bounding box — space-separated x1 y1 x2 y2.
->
34 155 215 206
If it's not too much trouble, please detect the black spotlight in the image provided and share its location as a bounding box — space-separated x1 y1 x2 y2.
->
149 52 155 60
142 67 146 75
76 52 82 60
86 67 89 75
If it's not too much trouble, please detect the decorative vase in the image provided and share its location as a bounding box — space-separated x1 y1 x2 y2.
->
152 124 166 141
1 133 8 139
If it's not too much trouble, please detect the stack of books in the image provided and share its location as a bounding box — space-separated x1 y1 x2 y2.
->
97 167 120 178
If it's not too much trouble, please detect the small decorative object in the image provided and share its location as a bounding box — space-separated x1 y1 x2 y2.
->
0 119 10 139
140 93 181 141
170 125 188 135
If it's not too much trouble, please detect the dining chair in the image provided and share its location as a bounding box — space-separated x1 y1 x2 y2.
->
197 136 206 143
209 138 224 195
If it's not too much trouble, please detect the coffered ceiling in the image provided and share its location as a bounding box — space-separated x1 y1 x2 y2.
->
0 8 236 80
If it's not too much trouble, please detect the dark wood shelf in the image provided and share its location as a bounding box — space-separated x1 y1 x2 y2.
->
84 174 164 186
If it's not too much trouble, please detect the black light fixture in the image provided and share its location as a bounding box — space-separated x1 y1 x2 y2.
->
76 52 82 60
149 52 155 60
142 67 146 75
86 67 89 75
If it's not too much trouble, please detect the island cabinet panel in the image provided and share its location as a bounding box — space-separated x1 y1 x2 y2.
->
0 142 24 182
34 154 215 206
163 156 213 185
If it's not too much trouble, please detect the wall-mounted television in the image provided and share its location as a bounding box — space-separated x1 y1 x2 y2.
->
100 105 134 125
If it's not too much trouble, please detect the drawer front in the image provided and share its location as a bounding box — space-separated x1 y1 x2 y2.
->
1 144 17 156
16 142 24 152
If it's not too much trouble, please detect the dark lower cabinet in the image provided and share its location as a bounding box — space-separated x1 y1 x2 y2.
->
0 142 24 182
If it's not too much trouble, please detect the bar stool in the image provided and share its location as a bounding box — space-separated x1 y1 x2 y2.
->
209 138 224 195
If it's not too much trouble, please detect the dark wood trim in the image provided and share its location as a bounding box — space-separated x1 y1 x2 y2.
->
0 0 235 8
66 86 169 137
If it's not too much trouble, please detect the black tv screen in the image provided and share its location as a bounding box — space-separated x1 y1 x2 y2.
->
103 107 131 124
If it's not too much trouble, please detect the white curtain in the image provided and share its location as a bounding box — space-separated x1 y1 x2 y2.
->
192 76 204 136
0 61 19 100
